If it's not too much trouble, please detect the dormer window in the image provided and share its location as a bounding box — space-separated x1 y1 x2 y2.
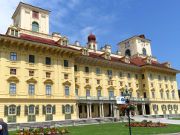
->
32 11 39 19
10 29 18 37
125 49 131 57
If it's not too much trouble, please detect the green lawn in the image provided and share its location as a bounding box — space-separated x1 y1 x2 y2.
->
9 123 180 135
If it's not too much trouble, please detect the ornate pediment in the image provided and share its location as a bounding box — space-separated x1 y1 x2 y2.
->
75 84 80 88
26 78 37 83
7 76 19 83
101 52 111 60
121 56 130 63
144 56 152 64
44 79 54 84
84 84 91 89
96 85 102 90
63 81 71 86
108 86 115 90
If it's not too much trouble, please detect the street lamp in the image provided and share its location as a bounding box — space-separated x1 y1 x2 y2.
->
123 85 132 135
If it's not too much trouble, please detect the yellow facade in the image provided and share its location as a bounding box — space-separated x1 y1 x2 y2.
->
0 2 179 124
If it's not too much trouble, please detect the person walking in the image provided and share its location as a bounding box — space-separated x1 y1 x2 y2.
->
0 118 8 135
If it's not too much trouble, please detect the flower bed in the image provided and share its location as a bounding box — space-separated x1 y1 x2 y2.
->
126 120 168 127
15 127 70 135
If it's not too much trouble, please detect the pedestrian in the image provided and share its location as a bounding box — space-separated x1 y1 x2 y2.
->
0 118 8 135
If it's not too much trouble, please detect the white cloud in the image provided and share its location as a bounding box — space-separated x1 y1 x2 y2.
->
0 0 22 34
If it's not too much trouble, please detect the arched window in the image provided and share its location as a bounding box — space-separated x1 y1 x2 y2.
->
142 48 147 55
65 104 71 114
32 22 39 32
125 49 131 57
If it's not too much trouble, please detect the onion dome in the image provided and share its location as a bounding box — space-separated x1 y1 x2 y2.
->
88 33 96 42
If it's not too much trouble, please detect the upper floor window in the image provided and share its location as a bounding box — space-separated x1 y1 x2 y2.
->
45 57 51 65
29 84 35 95
135 74 138 79
166 91 169 99
142 74 145 79
127 73 131 79
10 68 16 75
46 84 51 96
142 48 147 55
10 29 18 37
9 83 16 95
85 66 89 73
164 76 167 81
172 90 175 99
65 86 70 96
29 70 34 76
107 70 112 76
149 73 153 80
29 55 35 63
119 72 123 78
75 88 78 96
109 90 114 98
158 75 161 81
64 74 68 79
74 65 78 71
86 89 90 97
46 72 51 78
32 11 39 19
32 21 39 32
160 91 163 99
97 79 100 84
64 60 69 67
97 89 101 97
10 52 17 61
96 68 101 75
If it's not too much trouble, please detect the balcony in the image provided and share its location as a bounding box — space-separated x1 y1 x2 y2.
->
77 96 116 102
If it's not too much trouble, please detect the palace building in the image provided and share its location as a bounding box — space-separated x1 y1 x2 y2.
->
0 2 179 124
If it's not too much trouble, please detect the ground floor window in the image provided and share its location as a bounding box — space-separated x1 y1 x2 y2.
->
8 105 16 115
46 105 52 114
29 105 35 115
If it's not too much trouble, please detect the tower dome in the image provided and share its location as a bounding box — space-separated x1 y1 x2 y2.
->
88 33 96 42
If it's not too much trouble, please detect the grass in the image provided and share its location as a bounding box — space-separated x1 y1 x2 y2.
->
9 122 180 135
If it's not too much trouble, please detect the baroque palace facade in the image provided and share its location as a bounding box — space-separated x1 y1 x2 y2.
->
0 2 179 124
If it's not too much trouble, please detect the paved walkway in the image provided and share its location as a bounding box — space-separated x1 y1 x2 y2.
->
132 115 180 125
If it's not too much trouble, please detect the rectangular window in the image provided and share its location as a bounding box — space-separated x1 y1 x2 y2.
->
97 79 100 84
160 91 163 99
9 83 16 95
10 52 17 61
119 72 123 78
135 74 138 79
107 70 112 76
65 86 69 96
29 84 35 95
152 91 155 98
32 11 39 19
85 67 89 73
149 73 153 80
29 70 34 76
85 79 89 83
29 105 35 115
10 68 16 75
96 68 101 74
142 74 145 79
46 84 51 95
158 75 161 81
75 78 77 82
64 60 69 67
109 90 114 98
46 72 51 78
164 76 167 81
97 90 101 97
45 57 51 65
86 89 90 97
29 55 35 63
127 73 131 79
120 81 123 86
46 106 52 114
74 65 78 71
128 83 131 87
64 74 68 79
75 88 78 96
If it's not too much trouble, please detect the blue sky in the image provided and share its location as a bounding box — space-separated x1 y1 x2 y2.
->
0 0 180 89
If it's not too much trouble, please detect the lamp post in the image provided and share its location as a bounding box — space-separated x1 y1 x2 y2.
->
123 85 132 135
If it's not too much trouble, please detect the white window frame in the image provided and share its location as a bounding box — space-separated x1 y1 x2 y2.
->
46 84 52 96
29 84 35 95
65 104 71 114
8 105 16 116
9 83 16 95
10 52 17 61
65 86 70 96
